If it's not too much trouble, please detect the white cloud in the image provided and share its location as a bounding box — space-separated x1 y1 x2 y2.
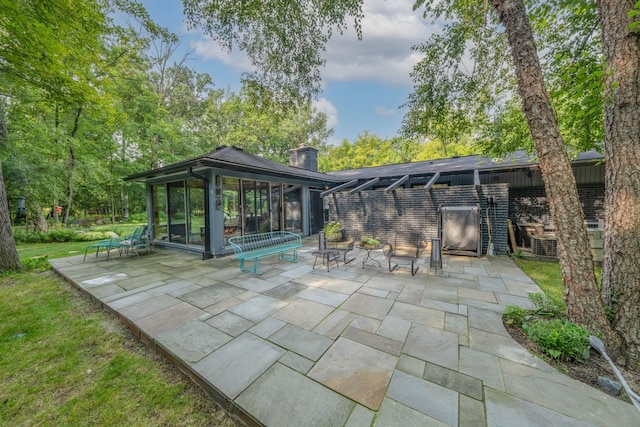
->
375 106 396 116
191 39 254 73
188 0 430 88
313 97 339 129
322 0 432 86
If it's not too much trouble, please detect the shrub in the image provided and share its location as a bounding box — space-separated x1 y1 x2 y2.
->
127 212 148 222
22 256 51 272
13 228 114 243
46 228 79 242
323 221 344 241
76 231 114 241
522 319 590 361
12 230 44 244
504 305 529 327
528 292 566 318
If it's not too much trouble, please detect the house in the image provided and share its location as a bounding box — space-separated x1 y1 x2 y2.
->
125 145 604 259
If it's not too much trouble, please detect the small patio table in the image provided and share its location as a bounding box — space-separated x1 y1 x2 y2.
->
312 249 341 272
356 244 383 268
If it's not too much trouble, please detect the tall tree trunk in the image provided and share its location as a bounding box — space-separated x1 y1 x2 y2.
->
0 163 22 270
598 0 640 365
0 100 21 270
29 201 48 233
63 106 82 225
491 0 619 350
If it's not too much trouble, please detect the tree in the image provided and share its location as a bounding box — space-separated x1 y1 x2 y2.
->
183 0 640 363
0 101 21 269
597 0 640 363
182 0 365 102
487 0 618 350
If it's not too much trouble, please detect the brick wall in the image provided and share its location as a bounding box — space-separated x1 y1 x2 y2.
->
509 185 605 226
326 184 509 255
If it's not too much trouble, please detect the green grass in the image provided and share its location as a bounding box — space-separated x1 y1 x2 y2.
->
0 271 234 426
512 258 602 302
15 224 142 262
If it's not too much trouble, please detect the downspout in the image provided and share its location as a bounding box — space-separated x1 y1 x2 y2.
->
188 167 212 260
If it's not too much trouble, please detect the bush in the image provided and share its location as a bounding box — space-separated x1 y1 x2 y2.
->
528 292 566 318
46 228 79 242
323 221 344 241
127 212 148 222
12 230 43 244
504 305 529 327
522 319 590 361
76 231 114 241
13 228 115 244
22 256 51 272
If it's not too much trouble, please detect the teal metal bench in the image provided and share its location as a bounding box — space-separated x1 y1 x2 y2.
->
228 231 302 274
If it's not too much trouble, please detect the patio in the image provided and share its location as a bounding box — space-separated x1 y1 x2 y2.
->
50 237 639 426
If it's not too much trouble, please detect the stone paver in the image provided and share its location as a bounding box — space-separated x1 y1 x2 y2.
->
309 337 397 410
51 242 640 427
156 319 232 363
193 332 285 399
236 363 354 427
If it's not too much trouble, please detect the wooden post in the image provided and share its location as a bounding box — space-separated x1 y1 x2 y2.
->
507 219 518 253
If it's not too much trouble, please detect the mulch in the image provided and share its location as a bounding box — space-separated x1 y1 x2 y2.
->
503 320 640 406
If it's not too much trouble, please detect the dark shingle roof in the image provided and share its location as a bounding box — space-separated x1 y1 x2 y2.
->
125 145 337 183
125 146 603 185
327 149 604 181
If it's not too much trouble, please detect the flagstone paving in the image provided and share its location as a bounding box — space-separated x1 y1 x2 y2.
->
50 238 640 426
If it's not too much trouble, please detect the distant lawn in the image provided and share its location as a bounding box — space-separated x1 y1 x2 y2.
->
512 258 602 303
0 270 234 426
15 223 143 262
17 240 96 260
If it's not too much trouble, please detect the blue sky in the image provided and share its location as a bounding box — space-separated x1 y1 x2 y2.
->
140 0 434 145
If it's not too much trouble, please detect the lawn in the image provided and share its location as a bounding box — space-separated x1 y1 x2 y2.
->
4 231 235 426
512 257 602 303
0 270 235 426
15 224 142 261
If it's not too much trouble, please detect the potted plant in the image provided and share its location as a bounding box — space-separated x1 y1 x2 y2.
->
360 236 381 248
323 221 344 241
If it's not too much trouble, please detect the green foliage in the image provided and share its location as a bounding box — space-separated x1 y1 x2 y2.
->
360 236 381 247
0 271 228 425
522 319 590 361
509 249 525 259
20 256 51 272
318 132 477 172
630 1 640 33
504 305 529 327
528 292 566 319
183 0 365 102
323 221 344 241
13 229 114 244
126 213 148 222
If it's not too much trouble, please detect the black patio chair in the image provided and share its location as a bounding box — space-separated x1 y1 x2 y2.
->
382 236 424 275
326 228 360 264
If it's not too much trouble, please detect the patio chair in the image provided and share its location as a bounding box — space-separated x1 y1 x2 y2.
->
142 223 155 252
117 226 150 258
325 228 360 264
382 236 424 275
83 238 122 262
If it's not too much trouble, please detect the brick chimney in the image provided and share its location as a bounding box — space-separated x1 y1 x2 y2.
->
289 144 318 172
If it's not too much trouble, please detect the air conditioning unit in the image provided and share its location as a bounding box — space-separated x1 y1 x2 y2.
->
531 234 557 257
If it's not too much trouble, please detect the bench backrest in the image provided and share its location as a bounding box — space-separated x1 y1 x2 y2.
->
229 231 301 254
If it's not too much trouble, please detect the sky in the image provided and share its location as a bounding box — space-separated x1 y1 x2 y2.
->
139 0 436 145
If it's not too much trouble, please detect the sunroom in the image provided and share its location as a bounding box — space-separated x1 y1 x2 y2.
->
124 145 334 259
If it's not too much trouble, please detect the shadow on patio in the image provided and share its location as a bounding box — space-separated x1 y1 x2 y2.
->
50 237 639 426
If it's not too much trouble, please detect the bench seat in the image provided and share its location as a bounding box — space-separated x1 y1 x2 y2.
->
229 231 302 274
